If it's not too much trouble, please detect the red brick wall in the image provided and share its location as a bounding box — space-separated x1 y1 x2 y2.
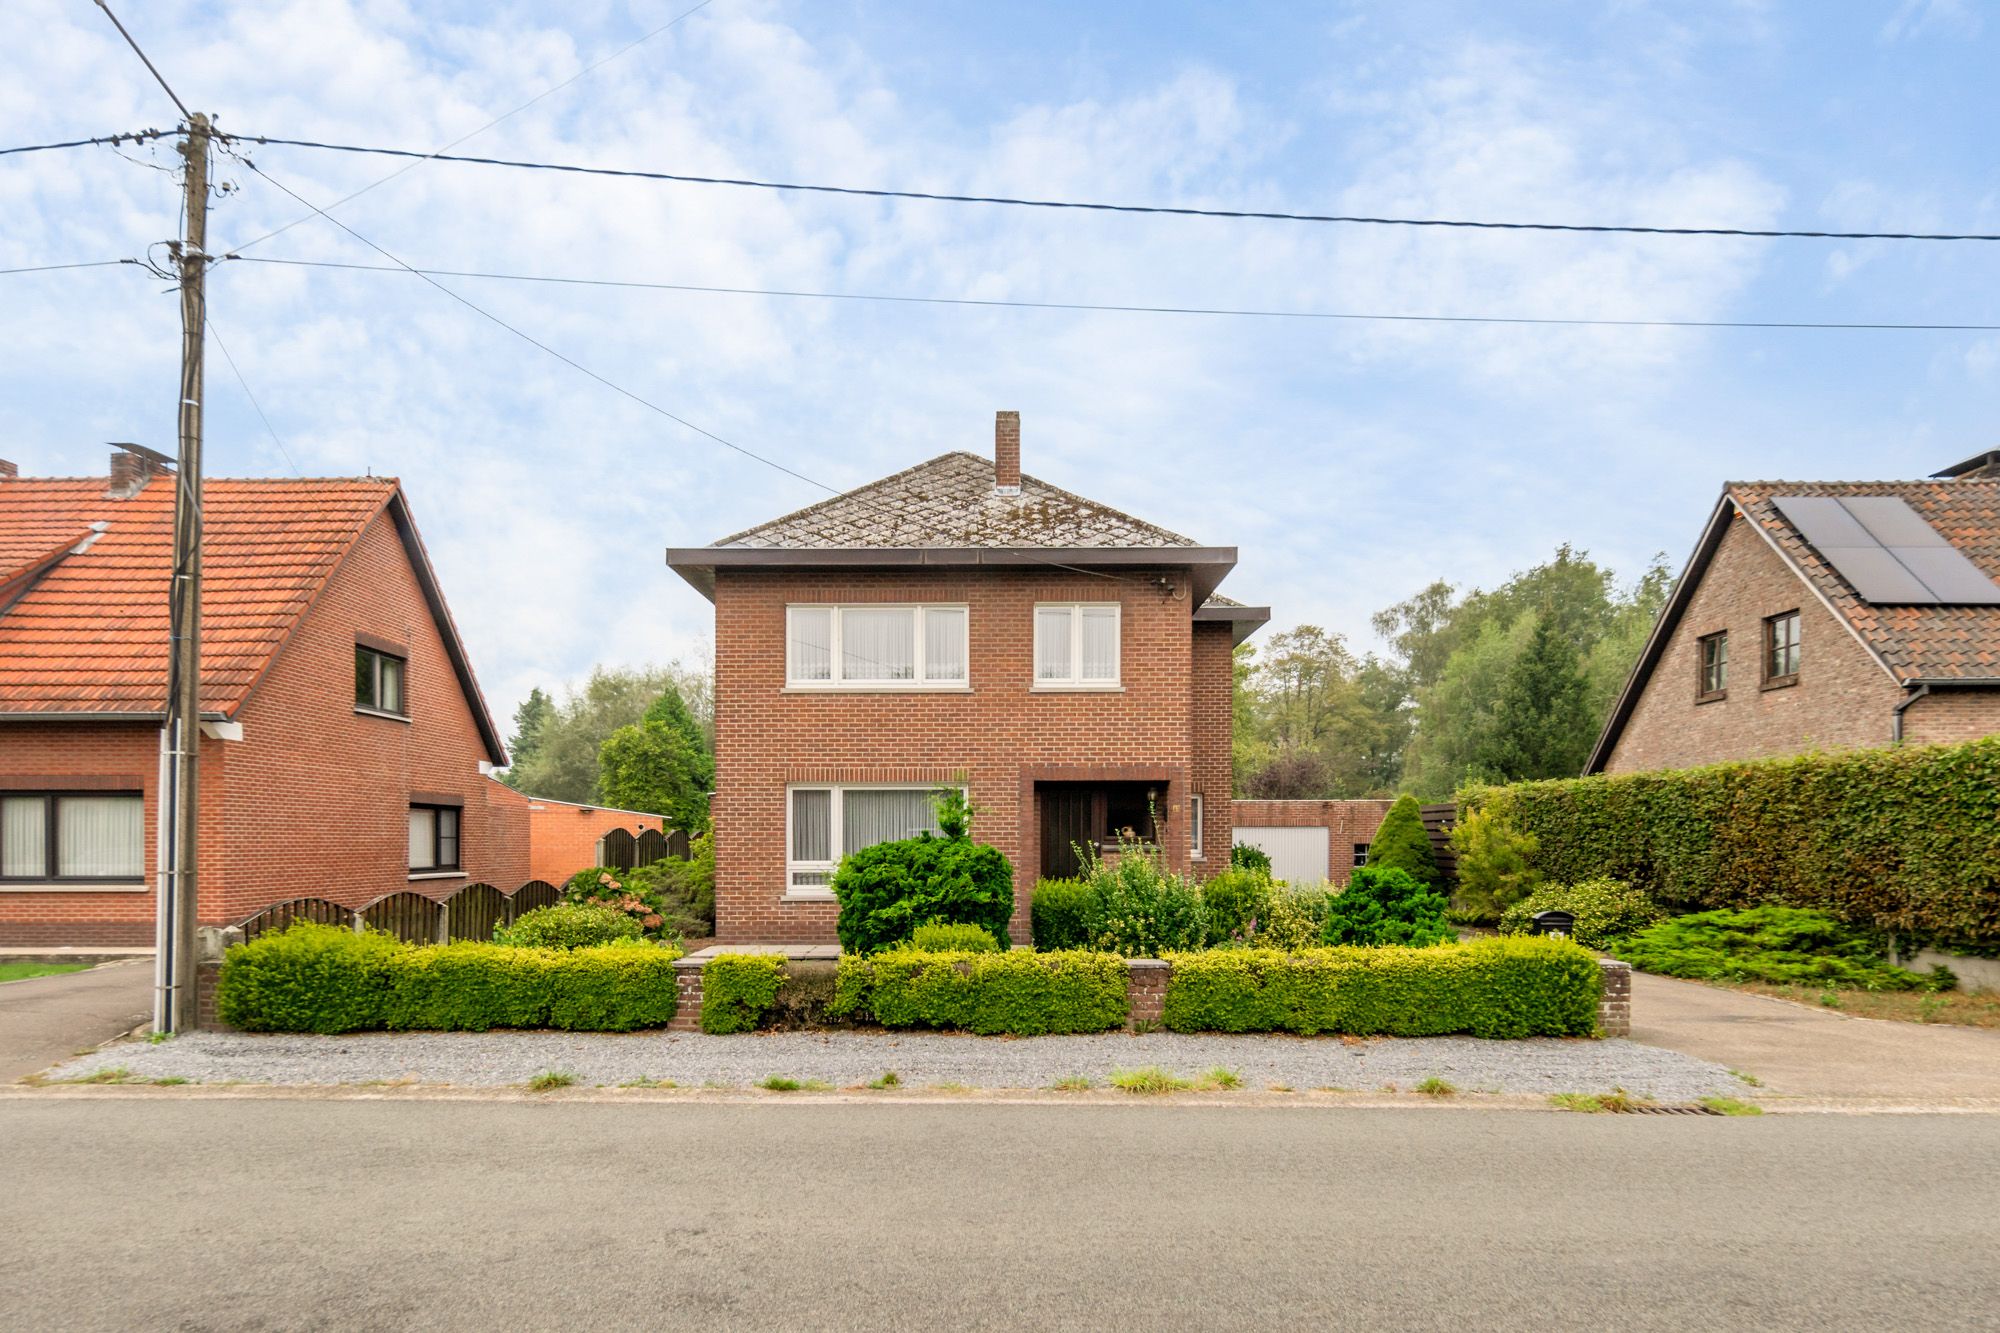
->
1605 511 1906 773
1900 688 2000 747
711 564 1216 945
498 786 665 886
1190 622 1235 870
1228 798 1392 886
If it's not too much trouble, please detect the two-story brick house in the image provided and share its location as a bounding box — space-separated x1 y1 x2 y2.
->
0 448 528 944
668 413 1267 945
1588 453 2000 775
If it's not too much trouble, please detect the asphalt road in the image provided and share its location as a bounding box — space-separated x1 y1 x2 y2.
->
4 1096 1997 1330
0 961 152 1082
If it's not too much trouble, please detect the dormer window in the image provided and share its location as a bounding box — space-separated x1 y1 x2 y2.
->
786 605 968 689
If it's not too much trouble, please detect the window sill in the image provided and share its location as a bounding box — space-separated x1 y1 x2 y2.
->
408 870 466 881
0 881 147 893
781 890 837 904
781 685 972 695
356 706 412 724
1761 676 1799 692
1030 684 1125 693
1695 691 1727 705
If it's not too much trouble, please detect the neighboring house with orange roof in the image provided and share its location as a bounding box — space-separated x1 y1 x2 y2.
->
0 447 529 944
1588 451 2000 775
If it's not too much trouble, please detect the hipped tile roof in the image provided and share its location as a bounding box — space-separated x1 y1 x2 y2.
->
0 475 397 715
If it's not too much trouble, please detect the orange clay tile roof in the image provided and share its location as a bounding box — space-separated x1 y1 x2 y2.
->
0 475 398 715
1728 478 2000 681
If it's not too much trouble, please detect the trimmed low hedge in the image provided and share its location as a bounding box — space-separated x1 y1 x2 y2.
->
216 922 681 1033
701 953 788 1034
1161 937 1603 1038
831 948 1129 1036
1463 737 2000 947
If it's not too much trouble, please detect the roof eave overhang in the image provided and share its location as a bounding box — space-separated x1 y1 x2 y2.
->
1194 602 1272 645
0 709 231 723
666 545 1240 604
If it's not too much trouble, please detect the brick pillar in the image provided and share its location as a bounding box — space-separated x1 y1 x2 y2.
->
994 410 1021 491
668 957 705 1032
1126 958 1168 1031
1596 958 1631 1037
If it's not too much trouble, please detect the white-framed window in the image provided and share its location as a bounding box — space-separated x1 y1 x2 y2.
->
0 792 145 883
786 604 968 688
1033 603 1120 687
1189 794 1205 860
785 784 957 895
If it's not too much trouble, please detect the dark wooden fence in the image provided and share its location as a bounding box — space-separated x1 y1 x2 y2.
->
1420 803 1459 888
599 827 638 871
235 880 581 944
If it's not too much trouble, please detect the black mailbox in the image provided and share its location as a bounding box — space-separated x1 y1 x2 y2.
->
1530 909 1576 938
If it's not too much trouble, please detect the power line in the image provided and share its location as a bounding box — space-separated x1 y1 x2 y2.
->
225 254 2000 333
0 259 138 276
223 0 718 256
223 133 2000 244
204 313 301 476
0 129 171 157
229 156 1135 583
93 1 193 122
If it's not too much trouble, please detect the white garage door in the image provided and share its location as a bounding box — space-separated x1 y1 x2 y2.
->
1232 827 1330 888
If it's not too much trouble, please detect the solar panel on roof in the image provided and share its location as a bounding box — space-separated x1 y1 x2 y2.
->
1771 495 2000 606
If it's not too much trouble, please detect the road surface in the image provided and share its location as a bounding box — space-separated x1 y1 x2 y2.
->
0 960 151 1082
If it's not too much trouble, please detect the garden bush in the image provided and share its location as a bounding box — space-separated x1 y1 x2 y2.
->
491 902 641 949
1498 878 1664 951
1081 847 1208 956
700 953 788 1034
1321 866 1453 948
1228 842 1273 876
1199 868 1275 945
1366 794 1445 892
831 948 1128 1035
621 833 716 939
1448 803 1541 923
216 922 681 1033
910 921 1003 952
831 799 1014 954
1461 736 2000 947
1613 906 1953 991
563 863 678 939
1031 878 1096 950
1161 937 1603 1038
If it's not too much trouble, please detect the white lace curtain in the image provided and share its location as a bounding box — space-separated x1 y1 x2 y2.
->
2 796 46 877
843 789 939 852
56 796 143 878
841 607 915 680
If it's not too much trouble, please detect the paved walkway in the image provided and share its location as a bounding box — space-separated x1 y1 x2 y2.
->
1628 970 2000 1102
0 960 153 1082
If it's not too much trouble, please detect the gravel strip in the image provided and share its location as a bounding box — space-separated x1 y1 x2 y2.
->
41 1030 1743 1099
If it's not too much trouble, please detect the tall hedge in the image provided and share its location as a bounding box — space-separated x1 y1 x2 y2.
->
1461 737 2000 946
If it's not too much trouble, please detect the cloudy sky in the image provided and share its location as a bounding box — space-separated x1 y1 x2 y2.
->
4 0 1997 731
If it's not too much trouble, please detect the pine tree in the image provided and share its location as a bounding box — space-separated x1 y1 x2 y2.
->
500 687 555 789
1480 614 1595 781
1366 794 1444 892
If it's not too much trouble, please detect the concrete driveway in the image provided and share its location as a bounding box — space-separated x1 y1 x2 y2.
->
1629 970 2000 1103
0 961 153 1082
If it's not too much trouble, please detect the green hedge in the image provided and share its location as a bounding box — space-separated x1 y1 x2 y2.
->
700 953 788 1034
217 923 681 1033
830 948 1129 1036
1462 737 2000 946
1160 937 1602 1038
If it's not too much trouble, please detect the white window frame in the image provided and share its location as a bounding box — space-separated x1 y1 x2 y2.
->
783 782 966 899
1189 794 1205 860
1032 602 1122 689
784 604 970 690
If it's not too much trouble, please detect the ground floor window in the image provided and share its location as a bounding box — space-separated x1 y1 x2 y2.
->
1353 843 1370 868
1189 794 1205 859
787 785 949 894
0 792 145 882
409 804 461 872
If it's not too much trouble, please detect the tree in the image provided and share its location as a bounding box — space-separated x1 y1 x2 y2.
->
502 663 711 804
1366 794 1444 892
500 687 555 786
596 684 717 832
1448 801 1542 922
1233 626 1406 799
1481 614 1595 781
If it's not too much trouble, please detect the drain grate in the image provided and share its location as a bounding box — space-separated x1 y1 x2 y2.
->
1618 1104 1723 1116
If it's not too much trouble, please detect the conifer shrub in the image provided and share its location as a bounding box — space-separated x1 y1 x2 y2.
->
1321 866 1454 947
1367 794 1445 892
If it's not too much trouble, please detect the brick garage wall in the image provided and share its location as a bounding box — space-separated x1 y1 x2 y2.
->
1228 798 1392 887
1606 511 1905 774
711 564 1211 946
1900 687 2000 747
517 792 665 885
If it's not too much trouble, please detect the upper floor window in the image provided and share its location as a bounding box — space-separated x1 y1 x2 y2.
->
356 645 407 716
1 792 144 883
1034 603 1120 687
1697 631 1728 701
409 804 461 873
1764 611 1801 685
786 605 968 688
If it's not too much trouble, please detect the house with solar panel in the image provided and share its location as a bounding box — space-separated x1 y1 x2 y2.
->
1588 450 2000 775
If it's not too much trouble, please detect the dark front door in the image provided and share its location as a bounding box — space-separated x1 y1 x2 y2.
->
1039 788 1095 881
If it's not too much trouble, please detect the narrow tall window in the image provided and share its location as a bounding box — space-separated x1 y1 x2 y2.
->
1189 794 1205 860
1697 631 1728 700
1764 611 1801 684
1033 603 1121 687
409 804 461 872
356 645 407 715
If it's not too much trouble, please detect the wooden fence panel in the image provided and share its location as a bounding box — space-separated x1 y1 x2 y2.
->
599 827 638 871
667 829 690 860
361 891 443 944
236 896 352 943
445 883 508 942
1420 803 1459 888
634 828 669 865
508 880 561 919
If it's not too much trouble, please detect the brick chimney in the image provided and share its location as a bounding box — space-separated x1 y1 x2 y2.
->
107 444 172 499
994 410 1021 494
0 459 16 480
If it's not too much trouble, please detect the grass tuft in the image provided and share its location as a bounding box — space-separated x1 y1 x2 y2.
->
1728 1068 1763 1088
65 1067 134 1085
1199 1067 1242 1090
1050 1075 1093 1092
1110 1066 1196 1095
867 1070 901 1090
147 1031 176 1045
526 1071 576 1092
1700 1096 1764 1117
151 1076 189 1086
759 1075 831 1092
1414 1076 1457 1098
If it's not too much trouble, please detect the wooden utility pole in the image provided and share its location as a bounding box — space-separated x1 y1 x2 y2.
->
158 112 210 1034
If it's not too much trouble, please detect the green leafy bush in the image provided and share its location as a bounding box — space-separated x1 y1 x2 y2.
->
492 902 642 949
1462 737 2000 947
621 833 716 939
1200 868 1275 945
1229 842 1273 876
1366 794 1445 892
832 820 1014 954
910 921 1003 952
1499 878 1664 950
1081 846 1208 956
1448 800 1542 923
217 922 680 1033
831 949 1128 1035
563 863 679 939
1031 878 1096 950
1321 866 1453 947
1614 906 1952 991
1162 937 1602 1038
700 953 788 1034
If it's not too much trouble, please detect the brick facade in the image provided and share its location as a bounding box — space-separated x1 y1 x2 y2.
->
1227 798 1393 887
0 509 525 945
483 783 666 886
711 564 1232 945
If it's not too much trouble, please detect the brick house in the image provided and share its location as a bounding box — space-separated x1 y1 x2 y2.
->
0 448 527 945
1588 453 2000 775
668 413 1268 945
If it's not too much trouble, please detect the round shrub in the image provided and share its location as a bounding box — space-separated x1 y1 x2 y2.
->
1031 878 1096 950
1086 853 1207 956
1199 869 1276 946
833 832 1014 954
1322 865 1453 948
1229 843 1274 876
1499 878 1664 950
493 902 642 949
910 921 1004 952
